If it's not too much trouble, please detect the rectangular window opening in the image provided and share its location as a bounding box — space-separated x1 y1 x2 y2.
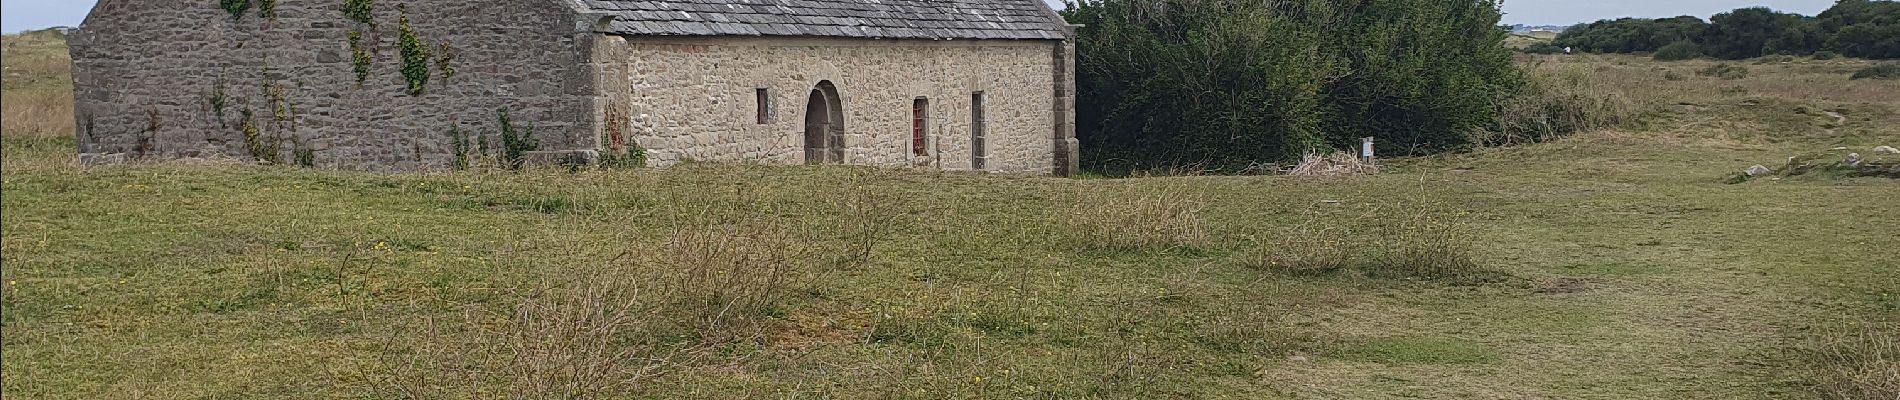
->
971 92 987 170
756 88 771 125
912 98 929 157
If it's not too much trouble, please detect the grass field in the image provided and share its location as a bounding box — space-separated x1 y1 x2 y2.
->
4 31 1898 399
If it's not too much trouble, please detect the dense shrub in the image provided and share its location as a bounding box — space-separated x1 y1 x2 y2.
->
1813 50 1842 60
1850 63 1900 79
1067 0 1334 173
1653 41 1703 60
1522 42 1564 54
1066 0 1520 173
1554 16 1709 53
1818 0 1900 59
1704 7 1821 59
1555 1 1900 60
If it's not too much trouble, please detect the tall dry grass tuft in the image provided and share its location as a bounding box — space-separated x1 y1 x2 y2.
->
356 273 694 400
1486 64 1640 146
658 202 817 344
1066 182 1209 253
1242 200 1489 281
1804 320 1900 400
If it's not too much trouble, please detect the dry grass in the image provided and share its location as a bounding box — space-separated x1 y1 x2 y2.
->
1522 53 1900 107
1065 182 1209 253
1242 199 1488 281
6 32 1900 400
655 201 820 345
1 31 74 140
1804 319 1900 400
1487 63 1641 146
1285 151 1380 177
351 275 687 400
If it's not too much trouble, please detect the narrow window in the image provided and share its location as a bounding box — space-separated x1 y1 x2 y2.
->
912 98 929 157
756 88 770 124
970 92 987 170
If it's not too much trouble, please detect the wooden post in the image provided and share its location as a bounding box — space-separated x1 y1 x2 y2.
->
1361 137 1376 163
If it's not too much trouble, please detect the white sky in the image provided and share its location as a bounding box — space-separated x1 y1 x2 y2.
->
2 0 1840 33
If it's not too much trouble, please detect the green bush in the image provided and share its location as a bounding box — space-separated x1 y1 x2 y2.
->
1813 50 1841 60
1551 1 1900 60
1653 41 1703 61
1555 16 1709 54
1066 0 1519 173
1523 42 1564 54
1850 63 1900 80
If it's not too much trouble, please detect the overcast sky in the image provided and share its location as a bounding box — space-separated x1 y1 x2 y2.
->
1 0 1839 33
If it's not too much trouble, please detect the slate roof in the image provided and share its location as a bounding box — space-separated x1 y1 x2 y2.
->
578 0 1072 40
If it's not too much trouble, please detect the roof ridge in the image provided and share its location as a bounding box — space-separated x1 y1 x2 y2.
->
577 0 1071 40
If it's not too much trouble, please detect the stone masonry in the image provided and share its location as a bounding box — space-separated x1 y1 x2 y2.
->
594 36 1056 173
69 0 1076 174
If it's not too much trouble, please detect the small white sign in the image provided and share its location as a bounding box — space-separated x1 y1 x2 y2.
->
1361 137 1375 159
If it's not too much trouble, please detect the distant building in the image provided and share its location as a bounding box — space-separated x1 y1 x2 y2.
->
69 0 1080 175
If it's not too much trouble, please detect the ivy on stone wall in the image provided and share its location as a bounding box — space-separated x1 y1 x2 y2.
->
259 0 277 21
435 42 457 80
220 0 252 20
263 79 296 135
348 30 372 84
208 76 229 123
343 0 376 27
239 108 282 164
396 5 432 96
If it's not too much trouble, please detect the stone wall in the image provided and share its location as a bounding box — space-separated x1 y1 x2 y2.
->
69 0 600 170
593 36 1061 174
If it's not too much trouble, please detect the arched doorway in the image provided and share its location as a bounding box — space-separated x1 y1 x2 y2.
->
804 81 844 164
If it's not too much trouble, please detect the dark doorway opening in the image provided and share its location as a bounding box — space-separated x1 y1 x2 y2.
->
803 81 844 164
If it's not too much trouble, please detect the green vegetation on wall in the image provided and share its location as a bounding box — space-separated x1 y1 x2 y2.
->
348 30 372 84
496 107 538 170
343 0 376 27
238 108 281 164
220 0 252 20
449 123 469 170
208 75 229 123
396 5 432 96
598 103 645 168
259 0 277 20
435 42 457 80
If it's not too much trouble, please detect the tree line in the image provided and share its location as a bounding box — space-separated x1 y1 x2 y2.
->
1063 0 1527 174
1541 0 1900 59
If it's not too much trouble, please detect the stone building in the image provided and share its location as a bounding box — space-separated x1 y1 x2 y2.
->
69 0 1079 175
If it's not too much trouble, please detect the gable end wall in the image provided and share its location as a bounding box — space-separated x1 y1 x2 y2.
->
69 0 600 170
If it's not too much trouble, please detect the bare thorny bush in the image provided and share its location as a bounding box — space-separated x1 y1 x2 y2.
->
1065 182 1210 253
830 168 912 270
658 199 817 344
